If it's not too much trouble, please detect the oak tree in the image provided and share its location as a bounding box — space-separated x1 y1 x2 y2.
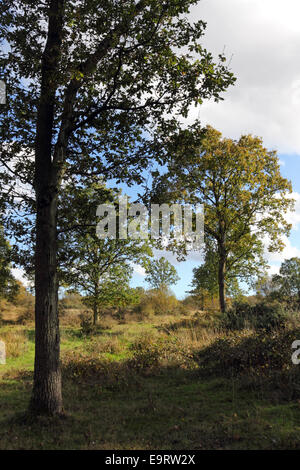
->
151 125 294 312
0 0 235 414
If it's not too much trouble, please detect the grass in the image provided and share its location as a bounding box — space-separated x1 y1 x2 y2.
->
0 311 300 450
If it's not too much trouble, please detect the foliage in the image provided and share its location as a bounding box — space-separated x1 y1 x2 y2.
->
129 332 192 371
144 256 180 290
15 284 35 324
221 301 287 332
195 328 300 379
83 265 141 321
79 311 95 336
0 0 236 412
58 182 152 323
189 250 219 300
59 291 83 310
255 274 276 298
0 228 19 303
151 125 294 312
0 0 236 263
134 287 179 317
272 257 300 309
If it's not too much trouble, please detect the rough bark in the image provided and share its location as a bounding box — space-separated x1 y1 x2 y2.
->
29 0 64 416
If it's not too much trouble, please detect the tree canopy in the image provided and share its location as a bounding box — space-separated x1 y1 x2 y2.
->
272 257 300 309
144 256 180 290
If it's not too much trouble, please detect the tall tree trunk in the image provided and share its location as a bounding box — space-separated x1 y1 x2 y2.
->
30 190 63 415
29 0 64 415
218 247 226 313
93 304 98 325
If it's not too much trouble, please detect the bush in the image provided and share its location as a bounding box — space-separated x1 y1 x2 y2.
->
134 289 179 318
79 311 94 335
87 336 123 355
129 333 166 370
129 332 193 371
18 306 34 324
195 328 300 377
62 353 139 390
221 301 287 332
60 292 83 310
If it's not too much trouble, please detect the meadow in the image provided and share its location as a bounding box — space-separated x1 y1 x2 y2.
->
1 295 300 450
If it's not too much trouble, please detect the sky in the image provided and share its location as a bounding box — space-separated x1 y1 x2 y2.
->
12 0 300 298
129 0 300 298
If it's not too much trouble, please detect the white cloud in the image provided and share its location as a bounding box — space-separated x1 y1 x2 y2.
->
132 263 146 277
268 264 280 276
260 191 300 272
11 268 30 287
188 0 300 154
266 236 300 264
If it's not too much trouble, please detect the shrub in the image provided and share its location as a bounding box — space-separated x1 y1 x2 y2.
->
87 336 123 355
129 332 193 371
18 306 34 324
195 328 300 377
129 333 165 370
222 301 287 332
134 289 179 318
134 298 155 319
79 311 94 335
62 352 139 390
59 292 83 310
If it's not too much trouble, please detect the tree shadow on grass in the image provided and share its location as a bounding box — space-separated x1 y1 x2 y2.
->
1 354 300 450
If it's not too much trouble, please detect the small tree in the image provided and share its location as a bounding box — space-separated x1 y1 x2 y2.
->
82 264 140 322
144 256 180 290
272 258 300 309
188 251 219 309
59 182 152 324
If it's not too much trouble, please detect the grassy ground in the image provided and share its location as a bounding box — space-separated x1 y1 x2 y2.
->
0 312 300 450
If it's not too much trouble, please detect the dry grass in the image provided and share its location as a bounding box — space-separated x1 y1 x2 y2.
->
87 335 124 355
0 328 28 358
59 308 85 326
0 299 23 323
